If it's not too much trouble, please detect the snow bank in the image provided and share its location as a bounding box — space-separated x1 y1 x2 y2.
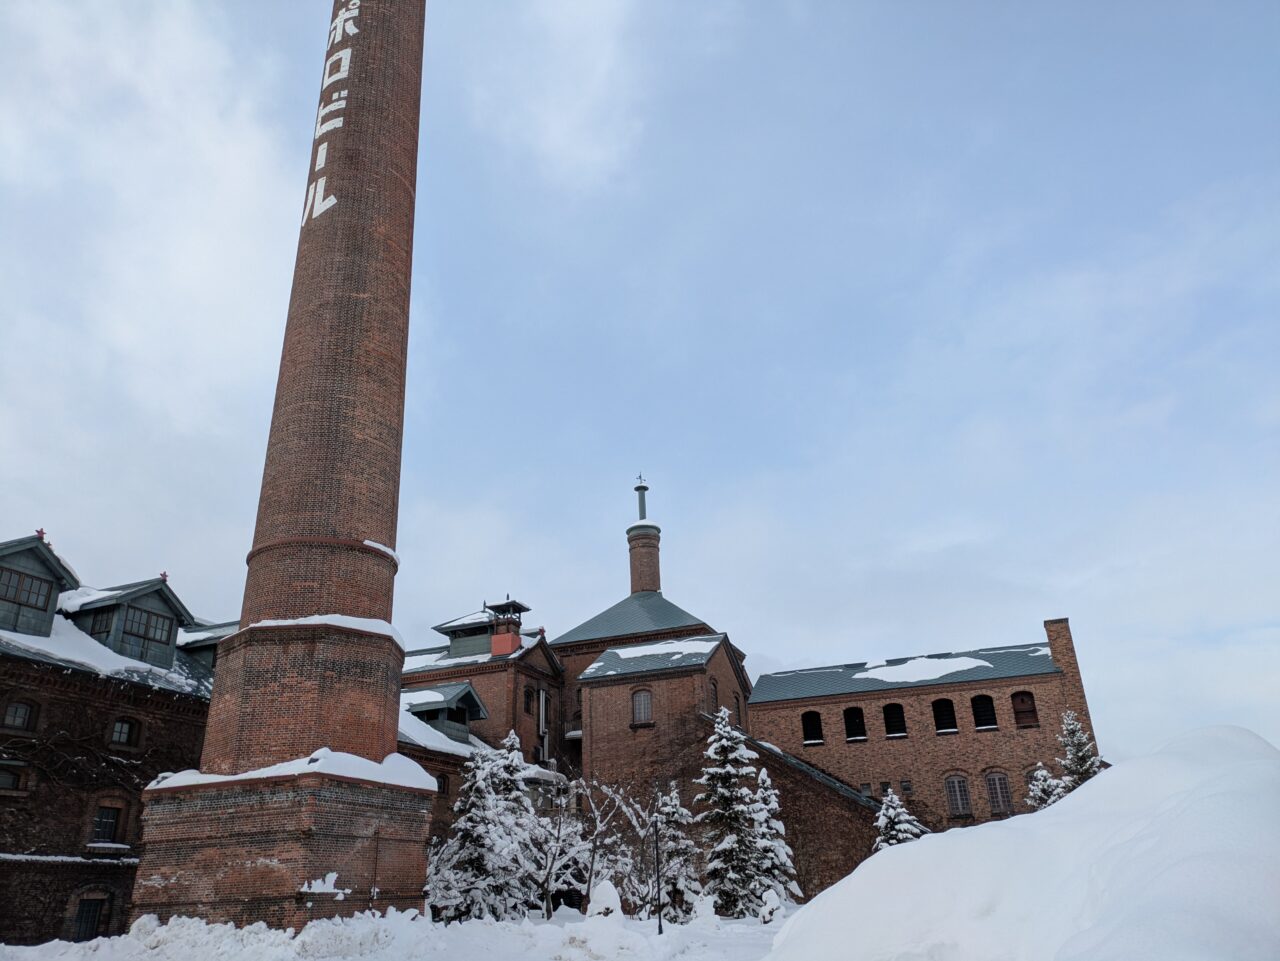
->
7 907 778 961
152 748 436 792
768 726 1280 961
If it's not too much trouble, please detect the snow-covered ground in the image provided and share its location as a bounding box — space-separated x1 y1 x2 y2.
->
770 726 1280 961
9 727 1277 961
2 909 777 961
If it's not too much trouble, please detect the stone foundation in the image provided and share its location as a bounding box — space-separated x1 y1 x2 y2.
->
131 773 432 928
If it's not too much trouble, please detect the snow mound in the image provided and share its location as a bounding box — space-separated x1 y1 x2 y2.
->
767 726 1280 961
8 907 779 961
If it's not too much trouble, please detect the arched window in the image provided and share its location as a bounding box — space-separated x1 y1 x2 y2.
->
3 701 36 730
709 677 719 710
932 698 958 733
1011 691 1039 727
944 775 972 817
971 695 998 729
109 718 139 747
631 689 653 724
801 710 824 744
843 706 866 740
437 773 450 797
985 772 1012 814
883 703 907 737
524 688 535 715
733 693 742 725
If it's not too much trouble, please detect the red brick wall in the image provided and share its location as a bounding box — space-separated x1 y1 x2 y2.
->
0 655 206 944
746 622 1096 831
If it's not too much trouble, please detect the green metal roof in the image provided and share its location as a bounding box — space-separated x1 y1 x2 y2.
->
551 591 711 646
579 634 726 682
749 643 1061 704
401 681 489 720
0 534 81 590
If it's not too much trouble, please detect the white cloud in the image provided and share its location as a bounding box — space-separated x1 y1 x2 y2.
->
461 0 644 191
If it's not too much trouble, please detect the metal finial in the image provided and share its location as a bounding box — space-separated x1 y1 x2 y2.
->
634 475 649 520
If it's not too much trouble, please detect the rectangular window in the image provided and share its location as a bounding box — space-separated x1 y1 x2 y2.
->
880 781 892 795
122 606 173 662
72 898 107 942
91 806 121 843
111 720 136 746
0 763 25 790
860 783 872 796
900 779 913 795
986 773 1013 814
945 777 972 817
90 609 114 638
631 690 653 724
0 566 54 610
4 702 33 729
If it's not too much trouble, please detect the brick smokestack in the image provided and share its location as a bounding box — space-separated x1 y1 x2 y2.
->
133 2 434 928
628 479 661 593
203 0 426 773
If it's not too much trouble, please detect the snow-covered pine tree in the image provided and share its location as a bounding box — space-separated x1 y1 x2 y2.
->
694 706 764 918
747 767 801 917
1026 762 1069 811
872 787 926 852
1056 710 1102 788
654 782 703 923
425 731 541 922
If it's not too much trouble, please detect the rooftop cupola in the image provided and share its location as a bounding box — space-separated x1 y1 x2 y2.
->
627 476 661 594
488 596 530 656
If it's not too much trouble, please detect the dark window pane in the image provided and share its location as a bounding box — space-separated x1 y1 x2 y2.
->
0 568 19 602
880 781 891 795
843 707 866 739
4 702 33 729
883 703 907 736
146 613 173 643
860 783 872 796
90 610 114 637
801 711 824 743
72 898 107 942
0 765 22 790
1012 691 1039 727
124 606 149 637
932 699 958 732
971 695 998 728
91 806 121 843
18 574 53 609
111 720 135 745
900 779 913 795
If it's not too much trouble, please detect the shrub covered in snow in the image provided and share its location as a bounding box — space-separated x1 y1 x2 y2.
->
871 788 926 851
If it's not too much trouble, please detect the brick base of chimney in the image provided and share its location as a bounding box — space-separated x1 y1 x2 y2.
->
491 627 522 657
131 774 432 928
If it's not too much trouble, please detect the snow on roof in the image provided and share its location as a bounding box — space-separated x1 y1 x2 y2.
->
0 616 208 697
552 590 710 646
580 634 726 681
750 642 1061 704
57 587 124 614
176 621 238 647
152 747 436 792
402 634 537 673
395 708 477 758
432 609 495 634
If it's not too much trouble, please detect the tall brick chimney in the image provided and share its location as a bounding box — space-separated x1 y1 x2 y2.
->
628 478 661 593
133 1 432 928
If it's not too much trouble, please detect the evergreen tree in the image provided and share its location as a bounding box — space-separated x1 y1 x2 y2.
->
1026 762 1069 811
747 768 801 916
654 782 703 923
872 788 926 851
425 732 541 922
1056 710 1102 787
694 706 764 918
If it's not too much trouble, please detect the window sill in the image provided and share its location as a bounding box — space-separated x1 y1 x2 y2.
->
885 733 908 739
934 729 959 736
1016 723 1040 730
85 842 131 853
975 726 999 732
629 721 655 730
845 736 867 743
0 788 29 798
802 740 825 747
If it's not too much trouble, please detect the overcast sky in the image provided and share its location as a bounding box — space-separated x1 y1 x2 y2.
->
3 2 1277 760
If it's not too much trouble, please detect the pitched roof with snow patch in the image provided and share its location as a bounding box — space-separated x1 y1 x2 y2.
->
749 643 1060 704
0 535 81 589
551 591 711 646
579 634 727 682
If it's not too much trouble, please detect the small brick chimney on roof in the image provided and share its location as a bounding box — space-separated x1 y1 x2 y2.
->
628 478 661 593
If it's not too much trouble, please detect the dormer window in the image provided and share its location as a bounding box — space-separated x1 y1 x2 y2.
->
0 566 54 611
121 606 174 664
89 610 114 639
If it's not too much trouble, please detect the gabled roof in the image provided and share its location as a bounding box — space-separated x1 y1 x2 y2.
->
0 535 81 590
579 634 727 682
749 643 1061 704
402 634 563 676
58 578 198 627
551 591 711 646
401 681 489 720
432 608 495 635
